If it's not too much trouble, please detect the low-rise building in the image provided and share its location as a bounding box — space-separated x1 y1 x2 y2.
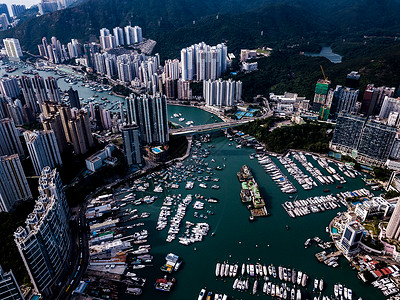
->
85 144 116 172
339 220 365 256
354 197 394 221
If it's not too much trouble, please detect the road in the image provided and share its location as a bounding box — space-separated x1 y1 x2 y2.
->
55 203 89 300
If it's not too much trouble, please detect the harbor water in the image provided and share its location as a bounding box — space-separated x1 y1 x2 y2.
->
5 63 381 299
114 105 383 300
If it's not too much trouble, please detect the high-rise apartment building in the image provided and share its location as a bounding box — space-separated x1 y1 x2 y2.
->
121 124 143 166
331 112 397 165
124 25 142 45
113 27 124 46
19 76 40 115
379 96 400 119
32 75 49 106
360 84 395 117
0 154 32 212
68 110 94 155
3 38 23 59
0 264 24 300
203 79 241 107
0 77 20 98
11 4 26 17
126 93 169 145
67 87 80 109
24 130 62 176
0 118 24 157
14 168 70 296
45 77 61 103
181 42 227 81
386 200 400 240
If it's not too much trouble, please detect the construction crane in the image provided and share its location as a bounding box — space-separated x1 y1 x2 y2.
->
320 65 328 81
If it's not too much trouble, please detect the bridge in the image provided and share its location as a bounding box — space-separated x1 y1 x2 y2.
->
169 119 255 136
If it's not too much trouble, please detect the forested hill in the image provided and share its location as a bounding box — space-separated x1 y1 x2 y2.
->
1 0 400 58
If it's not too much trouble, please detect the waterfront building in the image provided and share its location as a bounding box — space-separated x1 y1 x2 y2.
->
126 93 169 145
14 168 70 296
177 79 192 100
0 264 24 300
3 38 23 59
356 119 397 165
68 87 80 109
24 130 62 176
0 77 20 98
181 42 227 81
0 154 32 212
0 118 24 157
331 112 365 154
32 75 49 106
203 78 241 107
354 197 394 222
386 198 400 240
45 77 61 103
339 221 365 256
19 76 40 114
331 112 396 165
121 124 143 166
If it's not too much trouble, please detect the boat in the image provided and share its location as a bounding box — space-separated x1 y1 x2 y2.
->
304 238 312 248
313 278 318 291
319 278 324 291
154 276 176 292
215 263 220 276
206 291 212 300
198 288 206 300
241 263 246 275
323 189 330 192
126 287 142 295
253 279 258 294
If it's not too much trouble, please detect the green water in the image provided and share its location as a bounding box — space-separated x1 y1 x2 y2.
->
113 105 383 300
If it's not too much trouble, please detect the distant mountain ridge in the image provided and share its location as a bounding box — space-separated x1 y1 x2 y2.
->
1 0 400 56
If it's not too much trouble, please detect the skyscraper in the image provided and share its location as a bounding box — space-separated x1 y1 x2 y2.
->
126 93 169 145
24 130 62 176
386 200 400 240
0 4 9 20
11 4 26 17
121 124 143 166
113 27 124 46
0 264 24 300
68 110 94 155
0 154 32 212
203 79 241 107
181 42 227 81
0 118 24 157
32 75 48 105
0 13 9 31
0 77 20 98
19 76 40 115
45 77 61 103
14 168 70 295
339 221 365 256
3 38 23 59
67 87 80 109
124 25 142 45
360 85 395 117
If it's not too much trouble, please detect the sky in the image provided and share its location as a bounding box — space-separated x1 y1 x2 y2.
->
2 0 39 9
